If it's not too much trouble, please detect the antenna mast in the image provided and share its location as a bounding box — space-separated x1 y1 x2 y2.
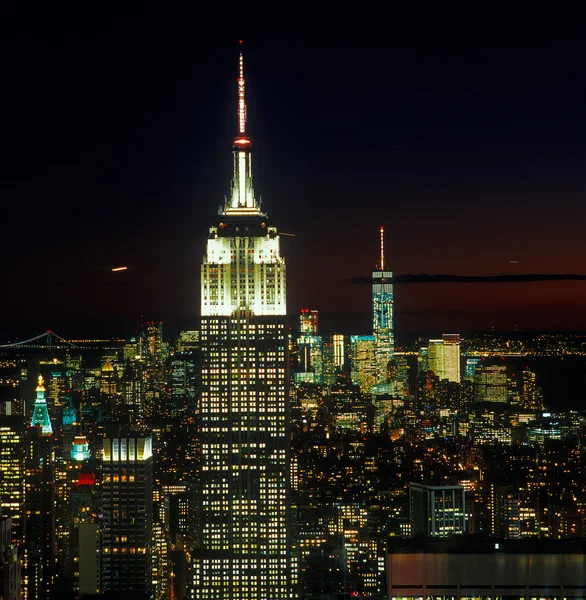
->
380 226 385 270
238 40 246 135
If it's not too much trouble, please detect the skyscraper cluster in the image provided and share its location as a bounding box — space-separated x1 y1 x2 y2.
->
0 322 196 599
1 46 586 600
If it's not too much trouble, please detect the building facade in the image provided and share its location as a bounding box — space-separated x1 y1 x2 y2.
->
474 364 508 403
100 432 153 596
0 416 25 546
442 334 461 383
24 421 55 599
191 50 297 599
332 334 345 369
428 339 445 379
299 309 318 335
0 517 21 600
350 335 377 394
22 376 55 600
295 334 323 385
409 483 466 537
428 335 461 383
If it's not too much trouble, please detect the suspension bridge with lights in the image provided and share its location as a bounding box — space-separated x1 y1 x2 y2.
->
0 330 124 351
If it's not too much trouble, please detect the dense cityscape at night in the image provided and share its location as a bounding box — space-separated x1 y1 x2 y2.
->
2 8 586 600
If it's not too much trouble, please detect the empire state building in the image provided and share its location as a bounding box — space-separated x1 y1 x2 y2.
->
191 50 297 599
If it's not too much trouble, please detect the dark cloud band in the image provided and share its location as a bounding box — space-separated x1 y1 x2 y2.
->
351 274 586 284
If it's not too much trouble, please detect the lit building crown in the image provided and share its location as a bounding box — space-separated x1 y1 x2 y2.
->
71 435 90 461
223 46 263 217
30 375 53 436
202 45 286 318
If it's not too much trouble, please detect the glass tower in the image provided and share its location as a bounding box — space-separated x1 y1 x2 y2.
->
192 49 297 599
372 227 394 382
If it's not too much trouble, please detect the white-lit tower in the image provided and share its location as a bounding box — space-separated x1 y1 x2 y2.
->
442 333 461 383
332 333 345 369
428 335 461 382
192 46 297 599
428 339 446 378
372 226 394 382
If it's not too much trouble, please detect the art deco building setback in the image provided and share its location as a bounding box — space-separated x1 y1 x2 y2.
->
192 48 297 599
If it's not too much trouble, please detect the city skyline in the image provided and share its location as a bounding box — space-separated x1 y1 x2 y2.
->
2 17 586 336
2 18 586 597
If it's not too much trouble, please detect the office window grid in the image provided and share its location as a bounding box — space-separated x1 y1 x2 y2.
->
193 313 296 599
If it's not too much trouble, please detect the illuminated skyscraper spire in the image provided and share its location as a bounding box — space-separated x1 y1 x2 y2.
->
226 41 260 215
30 375 53 436
373 227 394 381
380 226 385 270
237 42 246 135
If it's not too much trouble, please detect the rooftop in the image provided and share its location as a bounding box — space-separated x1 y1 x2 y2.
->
389 535 586 554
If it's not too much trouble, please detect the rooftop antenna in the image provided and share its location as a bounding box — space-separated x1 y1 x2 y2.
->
227 40 259 213
238 40 246 135
380 226 385 270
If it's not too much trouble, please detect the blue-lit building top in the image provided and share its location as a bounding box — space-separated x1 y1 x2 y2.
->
372 276 393 354
30 375 53 436
71 435 90 461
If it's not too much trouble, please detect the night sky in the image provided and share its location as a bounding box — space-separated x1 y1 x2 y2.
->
2 7 585 339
